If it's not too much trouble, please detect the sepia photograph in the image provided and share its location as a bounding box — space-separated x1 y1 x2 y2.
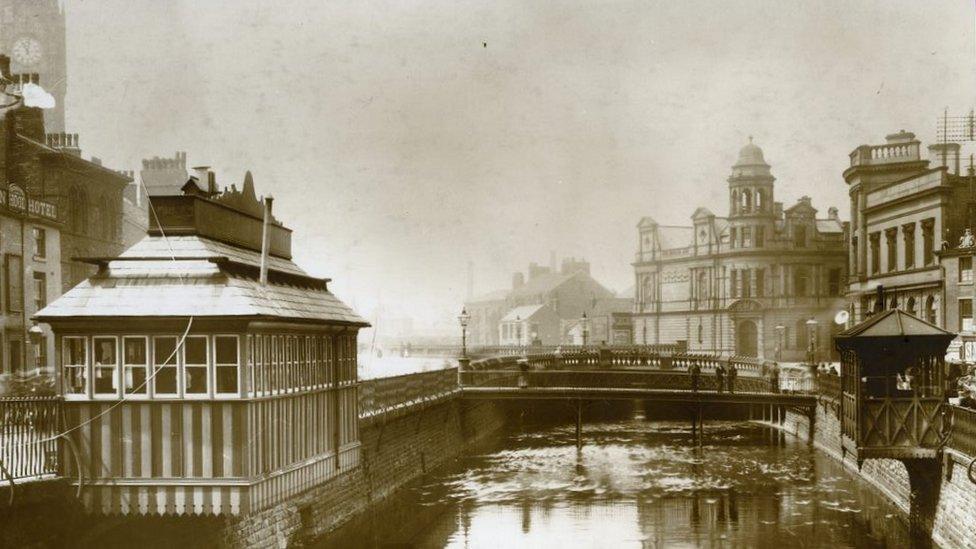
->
1 0 976 547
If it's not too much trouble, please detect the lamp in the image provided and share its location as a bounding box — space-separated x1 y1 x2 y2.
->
457 307 470 357
774 324 785 360
580 311 590 348
805 318 819 365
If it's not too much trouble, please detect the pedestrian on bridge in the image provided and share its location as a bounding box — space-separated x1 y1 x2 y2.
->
769 363 780 393
715 363 726 393
727 364 737 394
689 362 702 392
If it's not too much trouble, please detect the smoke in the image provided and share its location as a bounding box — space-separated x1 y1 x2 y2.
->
22 83 56 109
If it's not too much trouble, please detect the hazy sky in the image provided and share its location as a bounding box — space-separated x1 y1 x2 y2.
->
63 0 976 326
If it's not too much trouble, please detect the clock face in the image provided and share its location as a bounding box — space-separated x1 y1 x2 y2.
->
12 37 43 66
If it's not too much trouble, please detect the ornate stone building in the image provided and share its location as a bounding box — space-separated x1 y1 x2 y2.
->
845 130 975 336
0 0 67 131
632 139 848 360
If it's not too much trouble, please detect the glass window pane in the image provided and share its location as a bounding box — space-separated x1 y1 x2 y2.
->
183 336 209 395
215 336 238 364
217 366 238 394
64 337 87 395
215 336 238 394
92 337 117 395
154 337 178 395
123 338 148 395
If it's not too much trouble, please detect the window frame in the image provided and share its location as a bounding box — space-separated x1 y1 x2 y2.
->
181 335 211 398
32 226 46 260
62 336 89 398
152 335 180 398
960 299 974 333
214 334 241 397
91 335 120 399
122 336 150 398
960 256 974 284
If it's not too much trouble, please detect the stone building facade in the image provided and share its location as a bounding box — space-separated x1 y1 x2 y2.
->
464 258 621 347
633 139 848 360
0 101 128 375
0 0 67 132
845 130 974 332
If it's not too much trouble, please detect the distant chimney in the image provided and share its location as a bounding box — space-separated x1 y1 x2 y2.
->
885 130 916 144
828 207 839 221
528 262 550 281
512 272 525 289
928 143 961 175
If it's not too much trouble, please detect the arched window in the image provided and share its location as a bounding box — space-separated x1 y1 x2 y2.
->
907 297 916 316
925 295 937 325
743 189 753 212
756 189 764 210
889 296 898 310
697 322 704 344
697 271 707 300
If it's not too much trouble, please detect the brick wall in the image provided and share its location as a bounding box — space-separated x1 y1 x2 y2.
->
223 397 507 548
776 404 976 548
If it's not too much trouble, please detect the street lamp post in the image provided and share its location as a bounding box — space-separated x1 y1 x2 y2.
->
580 312 590 348
806 318 819 367
774 324 785 361
458 307 470 358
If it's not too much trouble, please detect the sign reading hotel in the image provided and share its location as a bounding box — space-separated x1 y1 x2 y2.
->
0 183 59 222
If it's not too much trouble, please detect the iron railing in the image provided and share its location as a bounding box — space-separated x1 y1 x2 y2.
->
816 373 842 402
949 404 976 458
0 396 61 481
358 368 459 418
460 369 771 394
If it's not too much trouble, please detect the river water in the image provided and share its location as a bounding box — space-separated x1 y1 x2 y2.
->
317 418 924 548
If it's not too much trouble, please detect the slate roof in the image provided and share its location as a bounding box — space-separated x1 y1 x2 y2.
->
35 235 368 325
657 226 695 250
816 219 844 234
837 309 953 339
509 271 578 299
500 304 550 322
119 235 307 277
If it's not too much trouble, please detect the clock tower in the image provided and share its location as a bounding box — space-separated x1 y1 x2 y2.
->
0 0 67 132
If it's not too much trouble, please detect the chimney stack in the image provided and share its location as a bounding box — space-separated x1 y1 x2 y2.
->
828 207 839 221
259 196 274 285
928 143 961 175
512 272 525 289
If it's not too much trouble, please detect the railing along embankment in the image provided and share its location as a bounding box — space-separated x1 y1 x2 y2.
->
358 368 459 423
0 396 61 483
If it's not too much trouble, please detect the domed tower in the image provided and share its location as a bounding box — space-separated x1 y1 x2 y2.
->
727 137 776 249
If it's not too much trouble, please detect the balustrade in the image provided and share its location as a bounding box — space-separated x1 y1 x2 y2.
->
358 368 459 417
0 396 61 481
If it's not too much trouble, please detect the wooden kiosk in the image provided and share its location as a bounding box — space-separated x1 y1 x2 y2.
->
835 308 954 461
35 176 369 516
835 307 954 540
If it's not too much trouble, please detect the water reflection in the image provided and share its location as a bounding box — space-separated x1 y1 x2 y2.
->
315 420 924 548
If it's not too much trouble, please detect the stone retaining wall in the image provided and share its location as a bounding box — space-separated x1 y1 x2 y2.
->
777 403 976 548
224 397 507 548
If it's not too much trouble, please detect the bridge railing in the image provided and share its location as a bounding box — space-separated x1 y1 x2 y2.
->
468 342 686 359
815 372 842 402
948 404 976 459
359 368 459 418
0 396 61 481
460 369 773 394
